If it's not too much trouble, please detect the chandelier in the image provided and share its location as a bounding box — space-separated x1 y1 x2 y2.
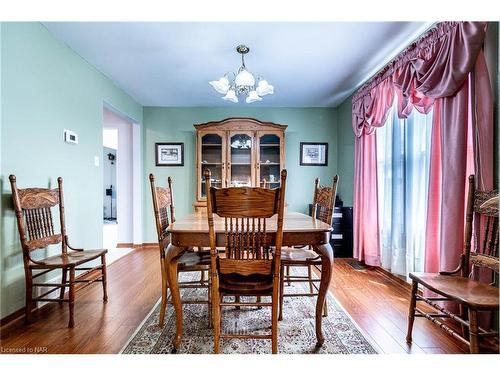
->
209 44 274 104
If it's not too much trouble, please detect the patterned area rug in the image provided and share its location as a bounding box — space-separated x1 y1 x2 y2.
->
121 270 378 354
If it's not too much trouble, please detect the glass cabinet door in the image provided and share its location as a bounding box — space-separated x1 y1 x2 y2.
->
228 132 254 187
200 133 224 198
257 132 282 188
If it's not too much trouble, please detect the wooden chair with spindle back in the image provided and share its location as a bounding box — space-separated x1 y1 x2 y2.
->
406 175 499 353
149 174 211 328
279 175 338 321
205 168 287 354
9 175 108 328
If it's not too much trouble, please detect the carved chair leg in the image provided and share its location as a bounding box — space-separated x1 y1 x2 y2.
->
101 255 108 302
200 269 206 285
25 268 33 325
271 283 279 354
68 267 75 328
459 304 469 338
208 274 212 328
468 309 479 354
308 265 314 294
256 296 262 309
406 279 418 343
278 263 285 321
159 259 168 328
59 268 67 303
235 295 240 310
213 286 221 354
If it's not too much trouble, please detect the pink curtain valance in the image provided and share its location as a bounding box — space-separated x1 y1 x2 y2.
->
352 22 487 137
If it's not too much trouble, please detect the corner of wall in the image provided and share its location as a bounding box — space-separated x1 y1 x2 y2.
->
335 94 355 206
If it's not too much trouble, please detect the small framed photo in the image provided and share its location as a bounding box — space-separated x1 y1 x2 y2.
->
155 143 184 166
300 142 328 166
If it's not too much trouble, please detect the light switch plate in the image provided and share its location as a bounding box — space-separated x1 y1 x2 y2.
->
94 156 100 167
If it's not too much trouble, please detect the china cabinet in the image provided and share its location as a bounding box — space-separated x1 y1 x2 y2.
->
194 118 286 211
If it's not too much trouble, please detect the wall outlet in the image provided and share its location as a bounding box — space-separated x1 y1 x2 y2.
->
63 129 79 144
94 156 100 167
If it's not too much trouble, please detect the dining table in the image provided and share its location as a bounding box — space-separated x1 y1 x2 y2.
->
165 210 333 351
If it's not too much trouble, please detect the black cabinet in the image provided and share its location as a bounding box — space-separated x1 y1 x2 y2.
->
308 203 353 258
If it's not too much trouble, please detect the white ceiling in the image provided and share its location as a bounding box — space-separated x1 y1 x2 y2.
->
43 22 433 107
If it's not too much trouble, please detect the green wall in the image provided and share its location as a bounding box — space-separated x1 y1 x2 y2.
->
143 107 338 243
0 22 143 319
336 95 355 206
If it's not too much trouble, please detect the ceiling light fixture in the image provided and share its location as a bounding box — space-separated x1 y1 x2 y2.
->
209 44 274 104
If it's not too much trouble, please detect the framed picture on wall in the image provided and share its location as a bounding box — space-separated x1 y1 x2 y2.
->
155 142 184 166
300 142 328 166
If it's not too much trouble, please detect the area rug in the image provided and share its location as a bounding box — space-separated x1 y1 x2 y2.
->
121 270 378 354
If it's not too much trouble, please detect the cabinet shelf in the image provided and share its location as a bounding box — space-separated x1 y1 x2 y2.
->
260 144 280 147
202 143 222 146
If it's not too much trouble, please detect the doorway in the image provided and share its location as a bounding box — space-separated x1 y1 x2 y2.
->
102 106 136 250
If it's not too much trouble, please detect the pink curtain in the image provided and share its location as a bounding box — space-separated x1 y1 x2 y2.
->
472 51 494 192
424 101 442 272
434 77 470 272
351 22 492 269
353 132 380 266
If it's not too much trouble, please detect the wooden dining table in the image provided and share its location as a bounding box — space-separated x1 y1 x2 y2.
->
165 210 333 351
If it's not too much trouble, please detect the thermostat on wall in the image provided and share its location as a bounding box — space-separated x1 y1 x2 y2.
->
64 129 79 144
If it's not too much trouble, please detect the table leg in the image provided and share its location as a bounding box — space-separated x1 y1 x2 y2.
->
313 243 333 347
165 243 187 352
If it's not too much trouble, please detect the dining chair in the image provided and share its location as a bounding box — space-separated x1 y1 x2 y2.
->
9 175 108 328
205 168 287 354
279 175 338 321
149 174 211 328
406 175 499 353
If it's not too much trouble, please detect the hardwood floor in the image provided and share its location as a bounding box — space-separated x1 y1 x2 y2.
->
328 259 469 354
0 247 161 354
0 247 474 354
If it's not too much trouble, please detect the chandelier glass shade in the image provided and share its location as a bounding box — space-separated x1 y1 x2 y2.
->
209 45 274 104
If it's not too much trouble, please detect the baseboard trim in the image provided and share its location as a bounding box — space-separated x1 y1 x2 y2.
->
116 243 133 248
0 308 25 327
140 243 157 248
118 243 155 249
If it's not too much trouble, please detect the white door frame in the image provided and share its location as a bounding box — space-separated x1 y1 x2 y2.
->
103 102 143 246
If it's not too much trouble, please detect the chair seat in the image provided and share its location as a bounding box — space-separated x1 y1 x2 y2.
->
219 273 274 296
409 272 500 310
281 247 321 264
178 250 211 271
29 249 107 269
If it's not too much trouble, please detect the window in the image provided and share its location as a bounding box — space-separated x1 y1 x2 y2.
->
376 100 433 277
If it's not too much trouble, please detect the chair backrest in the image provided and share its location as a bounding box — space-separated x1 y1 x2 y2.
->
312 175 339 226
464 175 499 277
9 175 67 261
205 169 287 277
149 174 175 252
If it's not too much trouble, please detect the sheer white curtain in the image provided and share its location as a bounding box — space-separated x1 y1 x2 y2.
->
376 101 433 277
